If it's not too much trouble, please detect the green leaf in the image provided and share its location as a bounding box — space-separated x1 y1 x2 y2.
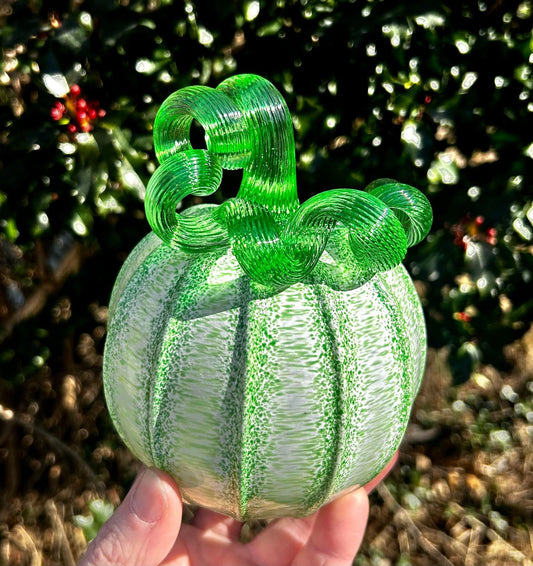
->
4 218 20 242
42 72 69 97
88 499 115 527
54 20 89 51
72 515 98 542
256 20 283 37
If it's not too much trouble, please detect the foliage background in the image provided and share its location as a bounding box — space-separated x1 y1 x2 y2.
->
1 0 533 564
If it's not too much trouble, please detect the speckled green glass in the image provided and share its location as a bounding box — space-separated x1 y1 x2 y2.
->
103 74 433 520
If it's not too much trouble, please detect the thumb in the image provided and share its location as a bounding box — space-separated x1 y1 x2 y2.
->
79 467 182 566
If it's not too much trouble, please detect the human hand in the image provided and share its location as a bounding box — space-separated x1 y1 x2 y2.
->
79 453 398 566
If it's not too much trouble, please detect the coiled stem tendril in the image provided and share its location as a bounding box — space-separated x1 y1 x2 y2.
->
145 74 432 288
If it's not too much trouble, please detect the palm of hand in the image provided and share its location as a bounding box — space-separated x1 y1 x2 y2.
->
160 492 369 566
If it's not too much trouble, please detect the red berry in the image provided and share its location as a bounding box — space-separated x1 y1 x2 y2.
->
88 109 97 120
487 227 497 237
97 109 106 118
67 123 77 133
475 215 484 226
70 84 81 96
77 110 88 121
50 107 63 120
80 122 92 132
424 95 432 104
51 101 65 120
76 98 88 110
456 311 471 323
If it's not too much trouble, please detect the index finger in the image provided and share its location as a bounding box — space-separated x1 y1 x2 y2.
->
291 487 370 566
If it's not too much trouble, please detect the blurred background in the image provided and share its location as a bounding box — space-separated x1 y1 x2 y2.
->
1 0 532 564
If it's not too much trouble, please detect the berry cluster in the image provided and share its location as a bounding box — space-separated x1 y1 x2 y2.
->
454 311 472 323
50 84 105 133
451 215 497 250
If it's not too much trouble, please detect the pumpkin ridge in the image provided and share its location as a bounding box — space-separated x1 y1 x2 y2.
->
108 232 162 321
147 254 199 469
103 242 186 465
369 273 413 478
401 267 427 398
217 275 251 519
149 253 218 472
317 281 364 496
301 283 344 513
237 290 281 519
330 272 403 490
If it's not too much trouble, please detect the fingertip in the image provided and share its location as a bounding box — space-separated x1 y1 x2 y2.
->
349 484 371 508
148 467 183 512
130 467 168 523
330 485 370 525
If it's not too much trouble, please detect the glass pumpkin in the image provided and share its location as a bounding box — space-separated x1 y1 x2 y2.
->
103 74 432 520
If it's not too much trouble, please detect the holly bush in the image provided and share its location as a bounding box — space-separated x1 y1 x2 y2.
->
1 0 532 384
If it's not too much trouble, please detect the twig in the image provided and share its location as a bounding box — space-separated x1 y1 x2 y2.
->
376 482 455 566
45 500 76 566
1 242 94 342
10 525 42 566
464 514 532 564
403 424 442 445
0 420 20 509
420 523 483 565
0 528 10 566
0 407 105 496
0 418 12 445
465 521 483 566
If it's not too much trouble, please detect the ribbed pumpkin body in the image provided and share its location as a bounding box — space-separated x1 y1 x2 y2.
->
103 230 426 520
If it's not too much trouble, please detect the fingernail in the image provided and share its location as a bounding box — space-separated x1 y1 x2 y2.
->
131 468 167 524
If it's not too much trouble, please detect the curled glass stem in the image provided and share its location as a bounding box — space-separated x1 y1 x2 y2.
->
145 74 432 287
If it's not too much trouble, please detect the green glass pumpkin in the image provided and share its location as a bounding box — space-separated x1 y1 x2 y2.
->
103 74 432 520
